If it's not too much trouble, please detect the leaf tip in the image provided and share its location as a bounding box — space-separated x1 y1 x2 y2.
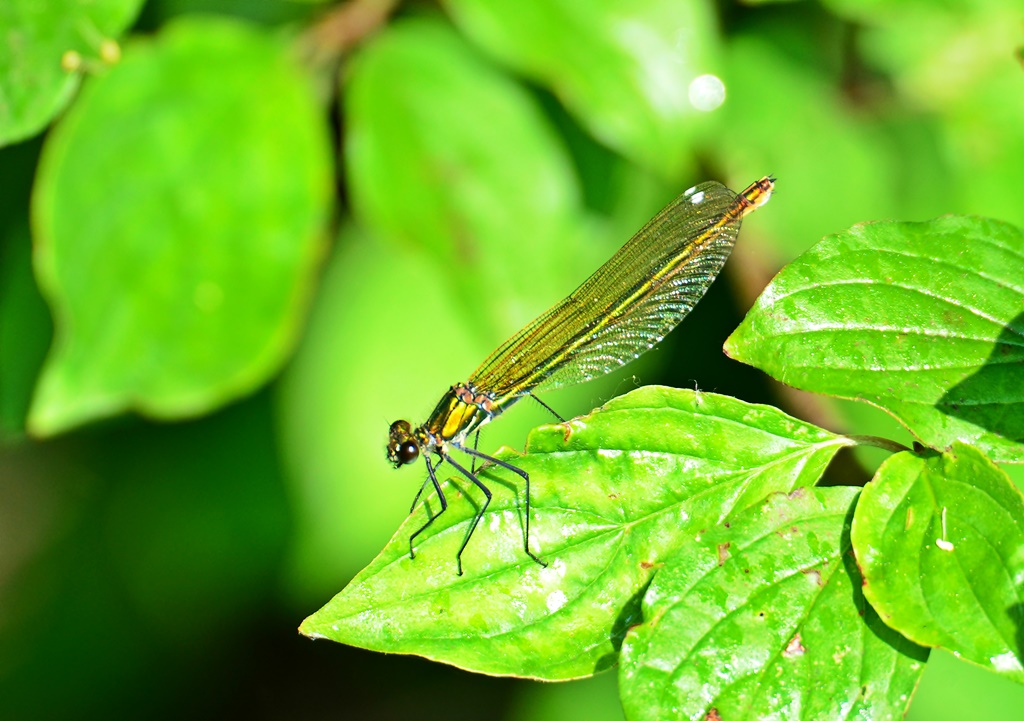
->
722 330 741 360
27 358 120 437
298 610 340 641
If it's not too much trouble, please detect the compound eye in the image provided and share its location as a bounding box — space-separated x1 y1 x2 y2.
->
398 441 419 465
390 419 412 434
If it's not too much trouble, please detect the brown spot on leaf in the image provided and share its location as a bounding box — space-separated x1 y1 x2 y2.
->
640 560 654 569
717 542 731 566
782 634 806 655
802 568 823 587
783 633 806 658
704 709 722 721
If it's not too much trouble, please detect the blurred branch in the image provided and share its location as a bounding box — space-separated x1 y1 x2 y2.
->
300 0 399 69
845 435 911 454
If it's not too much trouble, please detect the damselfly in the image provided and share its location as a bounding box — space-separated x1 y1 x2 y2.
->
388 176 775 574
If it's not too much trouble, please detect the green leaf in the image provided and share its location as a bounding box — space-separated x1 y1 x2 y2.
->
28 17 333 436
0 0 142 147
344 18 588 336
725 215 1024 463
619 487 927 721
444 0 721 179
300 386 853 679
852 443 1024 684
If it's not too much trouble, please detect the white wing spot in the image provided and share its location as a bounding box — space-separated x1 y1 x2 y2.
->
690 191 705 204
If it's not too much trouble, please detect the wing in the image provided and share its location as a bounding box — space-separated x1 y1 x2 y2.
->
469 180 750 402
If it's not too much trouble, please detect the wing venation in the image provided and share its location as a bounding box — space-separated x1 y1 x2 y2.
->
469 181 743 400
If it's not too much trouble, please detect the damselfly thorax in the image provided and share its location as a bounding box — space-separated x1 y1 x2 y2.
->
387 382 499 465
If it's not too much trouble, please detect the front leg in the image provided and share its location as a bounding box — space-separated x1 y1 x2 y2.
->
408 455 448 560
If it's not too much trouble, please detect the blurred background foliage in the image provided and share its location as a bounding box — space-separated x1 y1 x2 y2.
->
1 0 1022 718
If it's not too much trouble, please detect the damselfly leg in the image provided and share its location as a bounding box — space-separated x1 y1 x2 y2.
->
470 429 481 473
408 456 447 561
528 392 566 422
455 444 547 572
408 446 546 575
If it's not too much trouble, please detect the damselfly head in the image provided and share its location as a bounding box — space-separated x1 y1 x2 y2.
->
387 419 420 467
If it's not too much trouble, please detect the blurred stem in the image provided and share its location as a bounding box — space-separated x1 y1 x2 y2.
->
845 434 911 454
299 0 399 69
